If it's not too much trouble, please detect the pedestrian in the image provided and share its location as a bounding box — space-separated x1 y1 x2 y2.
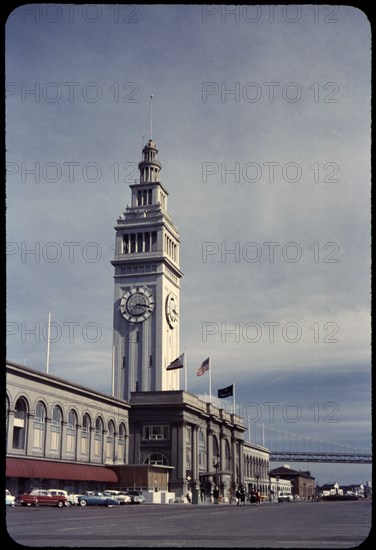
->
235 488 241 506
256 491 261 506
186 490 192 503
240 487 246 506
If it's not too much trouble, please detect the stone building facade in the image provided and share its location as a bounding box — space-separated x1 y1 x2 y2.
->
6 361 130 496
6 362 270 502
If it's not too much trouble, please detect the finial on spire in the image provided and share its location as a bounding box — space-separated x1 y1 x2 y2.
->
149 93 153 140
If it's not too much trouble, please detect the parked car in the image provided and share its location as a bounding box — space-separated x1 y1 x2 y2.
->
67 494 80 505
123 490 145 504
103 490 131 504
17 489 69 507
48 489 73 506
78 492 119 507
278 492 293 503
6 490 16 507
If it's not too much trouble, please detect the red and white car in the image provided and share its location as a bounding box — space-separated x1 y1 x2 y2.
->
17 489 69 507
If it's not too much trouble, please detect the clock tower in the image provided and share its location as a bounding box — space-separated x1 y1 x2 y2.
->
111 138 183 401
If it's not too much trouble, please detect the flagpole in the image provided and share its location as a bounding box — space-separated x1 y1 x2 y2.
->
209 355 212 403
184 349 187 392
46 310 51 374
149 93 153 140
111 344 115 396
233 381 236 415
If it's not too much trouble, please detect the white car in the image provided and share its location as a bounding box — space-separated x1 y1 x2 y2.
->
103 490 132 504
278 492 293 502
6 490 16 507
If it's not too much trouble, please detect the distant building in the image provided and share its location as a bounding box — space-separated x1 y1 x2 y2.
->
270 465 315 499
269 477 292 500
341 484 364 496
243 442 270 496
320 482 343 496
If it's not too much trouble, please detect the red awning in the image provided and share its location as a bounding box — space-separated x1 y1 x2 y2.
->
6 458 118 483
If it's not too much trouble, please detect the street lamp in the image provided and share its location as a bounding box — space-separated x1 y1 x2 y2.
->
213 455 220 502
276 475 280 502
255 473 260 492
268 470 272 502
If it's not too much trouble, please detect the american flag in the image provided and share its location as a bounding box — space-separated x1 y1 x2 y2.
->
196 357 210 377
166 353 185 370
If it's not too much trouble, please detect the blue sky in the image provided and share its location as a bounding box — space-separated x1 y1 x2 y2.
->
6 5 371 485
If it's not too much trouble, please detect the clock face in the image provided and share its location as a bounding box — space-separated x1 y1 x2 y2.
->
120 286 155 323
166 293 179 328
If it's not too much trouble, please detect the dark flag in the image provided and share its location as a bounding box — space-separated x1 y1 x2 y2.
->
217 384 233 398
166 353 185 370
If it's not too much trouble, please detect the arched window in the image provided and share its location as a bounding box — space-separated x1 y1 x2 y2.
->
198 429 207 472
117 423 126 464
51 406 62 455
94 417 103 460
225 439 231 470
106 420 115 463
81 413 91 458
12 397 28 450
212 435 219 462
33 401 46 453
144 453 168 466
66 409 77 456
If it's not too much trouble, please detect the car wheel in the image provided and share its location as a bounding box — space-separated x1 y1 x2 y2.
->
64 501 70 507
80 499 87 507
106 502 113 508
57 500 64 508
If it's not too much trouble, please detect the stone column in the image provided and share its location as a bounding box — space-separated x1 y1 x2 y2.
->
191 426 199 482
26 412 35 456
44 417 52 458
89 426 95 463
6 409 15 452
170 420 185 496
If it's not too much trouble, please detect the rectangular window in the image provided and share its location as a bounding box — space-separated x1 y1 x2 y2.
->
12 427 25 449
151 232 157 252
137 233 143 252
94 438 101 458
186 449 191 469
50 430 60 453
81 434 89 456
66 433 75 454
33 427 43 450
143 425 169 440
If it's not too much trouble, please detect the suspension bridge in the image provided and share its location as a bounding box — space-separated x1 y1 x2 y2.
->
246 422 372 464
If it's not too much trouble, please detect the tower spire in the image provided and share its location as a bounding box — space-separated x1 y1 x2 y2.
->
149 93 153 140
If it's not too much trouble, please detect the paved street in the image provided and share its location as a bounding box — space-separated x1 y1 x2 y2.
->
6 500 372 548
